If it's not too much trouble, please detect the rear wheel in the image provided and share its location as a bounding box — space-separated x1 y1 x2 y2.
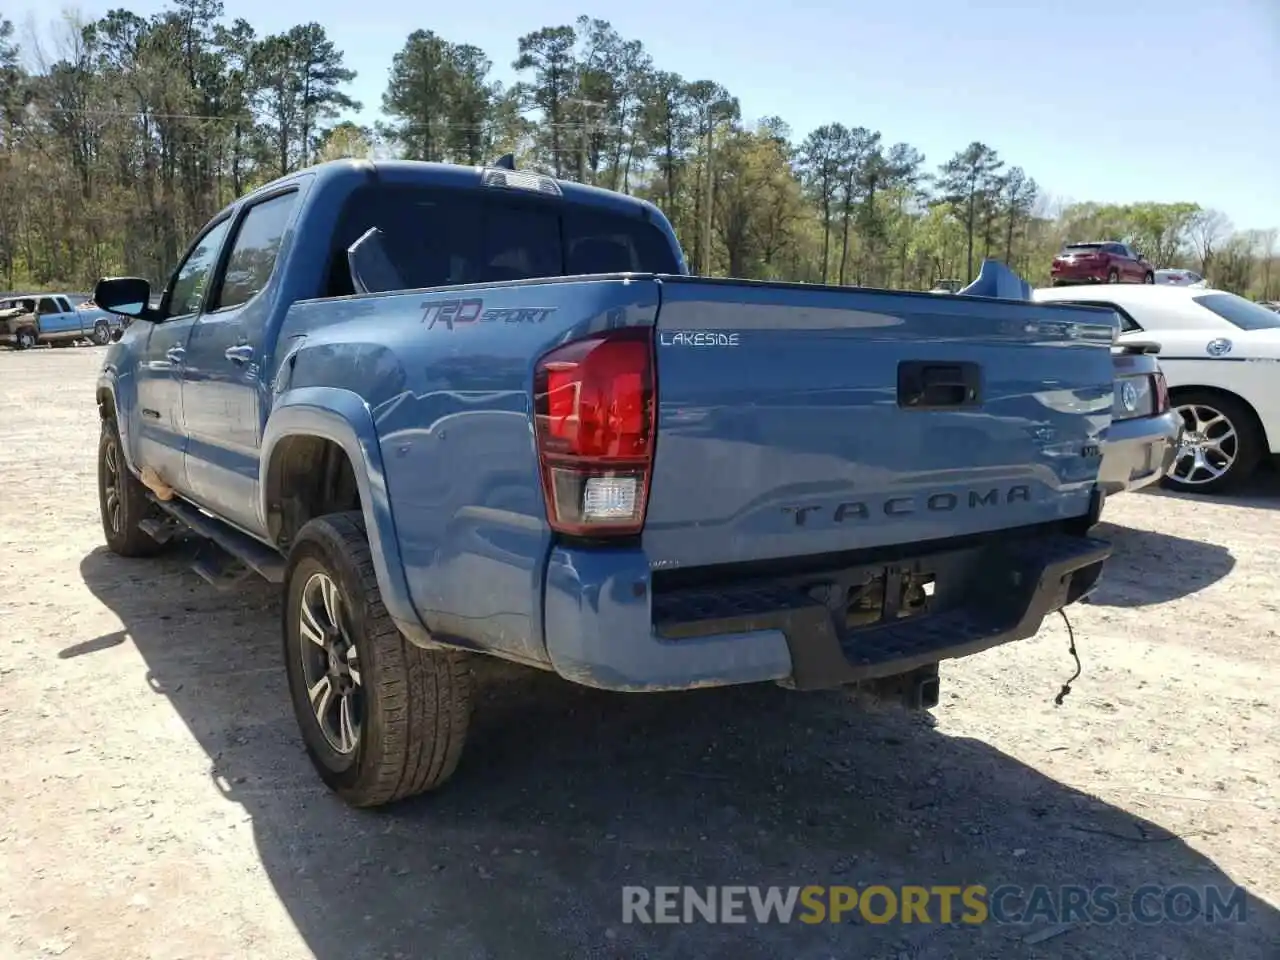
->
15 328 36 349
1107 269 1119 284
283 512 473 808
98 418 165 557
93 320 111 345
1143 271 1154 284
1162 390 1262 494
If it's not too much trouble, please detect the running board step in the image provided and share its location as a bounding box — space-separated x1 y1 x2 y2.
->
191 545 254 590
139 517 183 545
149 496 286 584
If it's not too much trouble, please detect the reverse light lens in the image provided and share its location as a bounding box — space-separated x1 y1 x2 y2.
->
583 474 640 520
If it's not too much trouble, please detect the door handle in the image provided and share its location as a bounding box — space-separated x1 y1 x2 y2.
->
166 346 185 364
225 344 254 364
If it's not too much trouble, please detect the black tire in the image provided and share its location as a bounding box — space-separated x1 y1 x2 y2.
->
1143 271 1155 284
98 418 165 557
15 327 36 349
283 512 472 808
1107 269 1120 284
1161 390 1262 495
93 320 111 345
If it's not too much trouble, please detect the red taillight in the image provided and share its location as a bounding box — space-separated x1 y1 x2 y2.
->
533 326 655 537
1152 370 1170 413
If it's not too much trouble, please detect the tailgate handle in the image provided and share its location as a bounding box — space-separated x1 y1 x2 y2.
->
897 361 981 409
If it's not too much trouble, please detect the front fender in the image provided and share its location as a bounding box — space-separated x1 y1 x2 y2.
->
262 387 436 648
97 365 140 476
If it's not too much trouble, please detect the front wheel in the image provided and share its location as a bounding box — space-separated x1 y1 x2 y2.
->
1162 391 1262 494
1143 271 1155 284
1107 269 1120 284
98 419 165 556
283 512 473 808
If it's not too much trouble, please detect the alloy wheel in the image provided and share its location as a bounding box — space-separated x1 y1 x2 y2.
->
102 438 122 533
297 572 364 755
1168 403 1237 486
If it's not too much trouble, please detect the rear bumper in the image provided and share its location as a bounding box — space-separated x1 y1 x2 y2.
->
1051 269 1107 284
542 525 1111 693
1098 410 1181 494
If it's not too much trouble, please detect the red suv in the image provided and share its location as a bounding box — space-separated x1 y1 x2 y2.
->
1050 241 1154 286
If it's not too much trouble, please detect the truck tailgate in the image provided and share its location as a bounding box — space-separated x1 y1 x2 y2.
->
643 277 1115 571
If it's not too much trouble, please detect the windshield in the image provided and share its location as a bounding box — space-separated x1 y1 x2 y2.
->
1193 292 1280 331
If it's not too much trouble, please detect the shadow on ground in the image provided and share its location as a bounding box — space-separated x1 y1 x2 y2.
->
1083 521 1236 608
78 545 1277 960
1143 466 1280 513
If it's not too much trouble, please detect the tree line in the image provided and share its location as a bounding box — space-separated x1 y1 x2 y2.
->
1 3 1275 299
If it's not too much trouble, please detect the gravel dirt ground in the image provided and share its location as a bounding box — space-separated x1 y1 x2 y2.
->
1 347 1277 960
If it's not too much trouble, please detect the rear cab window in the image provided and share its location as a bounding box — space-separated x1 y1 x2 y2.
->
1193 292 1280 331
325 181 679 298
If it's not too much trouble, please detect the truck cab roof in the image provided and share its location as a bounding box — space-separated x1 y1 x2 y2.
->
243 158 671 227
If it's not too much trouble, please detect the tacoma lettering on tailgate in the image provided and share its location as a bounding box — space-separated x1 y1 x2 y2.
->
783 484 1032 527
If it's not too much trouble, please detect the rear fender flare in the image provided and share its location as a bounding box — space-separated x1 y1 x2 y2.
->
262 387 436 647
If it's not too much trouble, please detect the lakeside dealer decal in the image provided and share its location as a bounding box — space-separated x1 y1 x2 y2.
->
658 331 740 347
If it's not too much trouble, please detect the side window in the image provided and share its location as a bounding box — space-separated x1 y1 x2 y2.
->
38 298 59 315
167 218 233 318
55 297 71 312
481 200 561 282
212 192 299 311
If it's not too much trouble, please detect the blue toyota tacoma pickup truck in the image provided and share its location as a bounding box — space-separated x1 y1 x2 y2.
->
94 158 1117 807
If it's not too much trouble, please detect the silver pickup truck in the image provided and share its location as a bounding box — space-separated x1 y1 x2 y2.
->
1100 340 1181 495
954 262 1181 500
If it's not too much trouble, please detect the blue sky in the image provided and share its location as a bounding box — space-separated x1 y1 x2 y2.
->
11 0 1279 231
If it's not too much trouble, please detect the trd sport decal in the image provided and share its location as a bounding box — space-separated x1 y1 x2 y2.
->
421 298 557 331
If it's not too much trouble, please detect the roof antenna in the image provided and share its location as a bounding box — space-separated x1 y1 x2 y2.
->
493 153 515 170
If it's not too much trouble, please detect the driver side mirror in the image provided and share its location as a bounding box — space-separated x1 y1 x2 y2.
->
93 277 158 321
